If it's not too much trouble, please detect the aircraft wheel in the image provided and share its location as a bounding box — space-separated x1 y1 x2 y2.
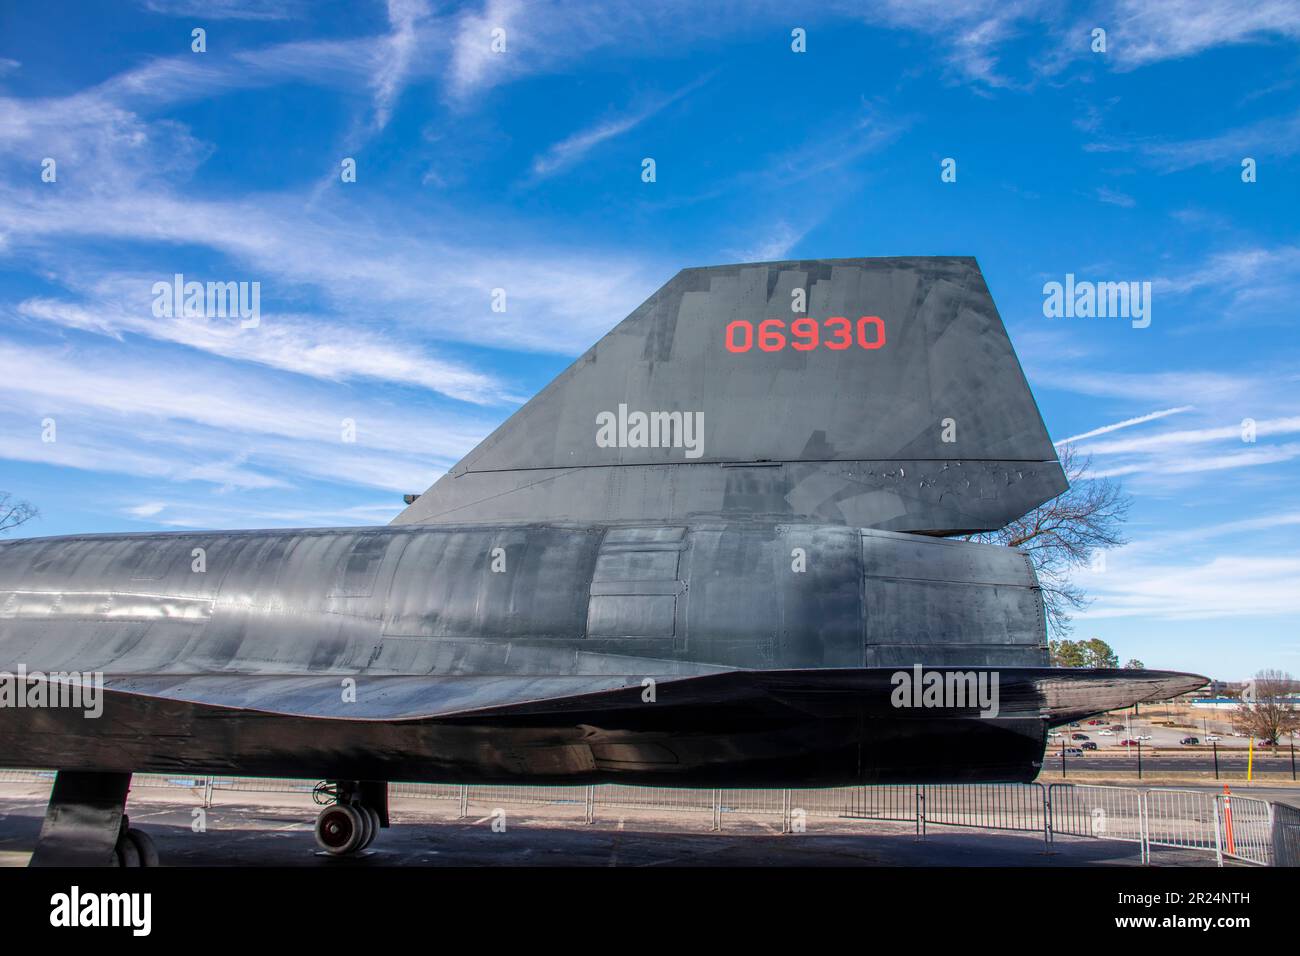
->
315 804 365 856
361 806 381 849
126 828 159 867
114 834 142 867
355 804 374 849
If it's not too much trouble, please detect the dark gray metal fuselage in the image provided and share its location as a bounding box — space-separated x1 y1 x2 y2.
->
0 520 1060 785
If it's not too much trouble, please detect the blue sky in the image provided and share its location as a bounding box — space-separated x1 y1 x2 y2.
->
0 1 1297 680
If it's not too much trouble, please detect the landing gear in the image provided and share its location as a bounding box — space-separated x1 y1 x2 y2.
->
114 816 159 867
313 780 388 856
315 803 366 855
30 770 158 867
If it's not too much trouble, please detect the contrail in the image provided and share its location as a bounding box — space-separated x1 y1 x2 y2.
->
1054 406 1194 446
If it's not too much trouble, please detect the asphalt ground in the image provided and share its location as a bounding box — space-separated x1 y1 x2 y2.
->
0 782 1238 867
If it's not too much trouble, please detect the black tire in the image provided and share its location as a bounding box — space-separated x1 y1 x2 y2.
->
362 806 381 849
126 828 160 867
115 835 141 867
315 804 364 855
355 804 374 850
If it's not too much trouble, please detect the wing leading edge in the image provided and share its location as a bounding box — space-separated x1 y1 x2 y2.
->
73 666 1206 723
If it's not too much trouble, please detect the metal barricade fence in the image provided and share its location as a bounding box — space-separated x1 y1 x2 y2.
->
597 785 716 815
390 782 462 802
1272 802 1300 868
788 787 859 819
1048 784 1146 859
842 784 919 822
0 768 52 783
1145 788 1221 860
924 783 1045 834
211 776 315 794
1217 793 1272 866
468 785 588 809
131 774 209 790
0 768 1292 864
720 788 787 818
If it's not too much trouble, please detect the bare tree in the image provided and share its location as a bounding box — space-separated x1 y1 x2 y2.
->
1233 669 1300 745
0 492 37 536
960 444 1129 637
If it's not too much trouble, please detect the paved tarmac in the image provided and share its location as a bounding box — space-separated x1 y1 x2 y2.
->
0 783 1233 867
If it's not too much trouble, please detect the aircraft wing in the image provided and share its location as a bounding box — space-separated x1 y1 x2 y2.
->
83 666 1205 724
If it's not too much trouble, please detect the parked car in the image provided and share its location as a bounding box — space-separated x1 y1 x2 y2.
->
1048 731 1063 738
1087 719 1104 725
1099 730 1114 736
1258 739 1277 747
1109 725 1126 731
1063 747 1084 757
1071 733 1089 741
1119 739 1140 747
1137 734 1152 740
1081 741 1098 751
1206 735 1221 741
1180 736 1200 745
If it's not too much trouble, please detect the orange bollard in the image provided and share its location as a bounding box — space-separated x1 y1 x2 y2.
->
1222 784 1235 855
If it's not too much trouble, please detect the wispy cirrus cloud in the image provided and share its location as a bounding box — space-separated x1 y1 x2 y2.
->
0 337 490 494
1089 441 1300 479
1077 554 1300 620
528 73 714 181
140 0 304 19
121 498 403 530
1095 185 1135 207
372 0 434 131
445 0 797 103
15 291 508 405
1106 0 1300 69
1054 405 1193 445
1038 363 1300 491
850 0 1048 88
0 165 662 358
1082 416 1300 455
726 221 813 264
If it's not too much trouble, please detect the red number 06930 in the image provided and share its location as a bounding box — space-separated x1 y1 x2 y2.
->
724 316 885 353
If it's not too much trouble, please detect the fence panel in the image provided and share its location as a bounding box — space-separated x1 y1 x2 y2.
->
1049 784 1145 845
924 783 1044 833
595 786 715 814
1144 788 1219 858
789 787 860 819
0 769 53 783
131 774 208 791
210 776 315 794
1272 802 1300 867
721 789 786 817
842 785 919 822
390 782 463 801
1217 793 1272 866
467 785 588 809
